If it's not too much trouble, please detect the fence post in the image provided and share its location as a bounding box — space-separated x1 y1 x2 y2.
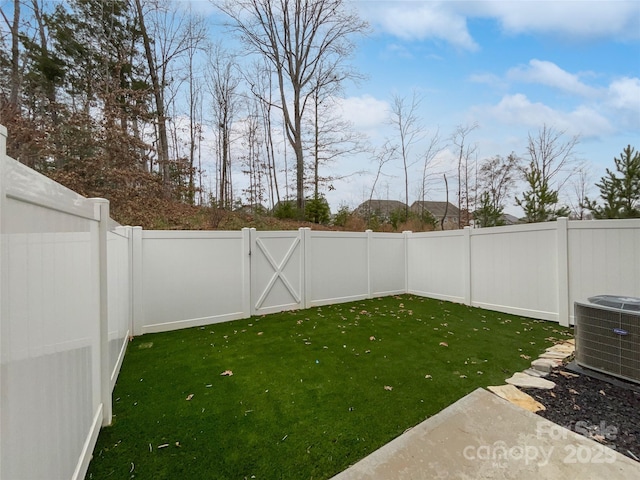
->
242 228 252 319
92 198 112 426
557 217 570 326
301 227 311 309
463 226 472 306
366 229 373 299
402 231 412 295
0 124 6 157
131 226 143 336
122 226 133 340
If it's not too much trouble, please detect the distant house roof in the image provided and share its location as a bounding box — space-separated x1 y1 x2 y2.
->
410 201 459 219
354 199 408 218
501 213 520 225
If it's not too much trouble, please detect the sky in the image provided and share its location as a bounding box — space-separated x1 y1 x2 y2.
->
192 0 640 216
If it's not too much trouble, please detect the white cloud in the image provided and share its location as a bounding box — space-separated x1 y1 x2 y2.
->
336 94 390 131
481 0 640 40
480 93 612 138
507 60 598 98
362 2 479 51
606 77 640 110
604 76 640 130
360 0 639 48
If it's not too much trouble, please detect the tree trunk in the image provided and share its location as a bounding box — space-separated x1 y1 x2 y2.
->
134 0 171 193
9 0 20 107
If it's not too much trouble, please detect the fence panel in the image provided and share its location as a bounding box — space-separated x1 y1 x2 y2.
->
136 230 250 334
567 220 640 324
250 229 305 315
370 232 406 296
107 227 131 389
305 231 370 306
0 145 103 480
407 231 466 303
469 223 560 321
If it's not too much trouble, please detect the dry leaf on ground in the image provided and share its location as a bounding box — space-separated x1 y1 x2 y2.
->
384 385 393 391
439 342 448 347
220 370 233 376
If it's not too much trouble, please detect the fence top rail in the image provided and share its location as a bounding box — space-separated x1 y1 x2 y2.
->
469 222 558 236
408 230 465 239
2 155 99 222
567 219 640 230
307 230 369 239
142 230 244 239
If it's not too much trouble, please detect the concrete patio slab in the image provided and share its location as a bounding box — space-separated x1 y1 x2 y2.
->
330 388 640 480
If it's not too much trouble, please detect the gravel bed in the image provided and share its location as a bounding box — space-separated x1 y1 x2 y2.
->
521 365 640 463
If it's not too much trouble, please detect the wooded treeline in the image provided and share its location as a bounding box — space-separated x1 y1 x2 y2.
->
0 0 368 227
1 1 637 229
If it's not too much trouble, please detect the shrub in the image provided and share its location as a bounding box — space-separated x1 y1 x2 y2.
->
305 195 331 224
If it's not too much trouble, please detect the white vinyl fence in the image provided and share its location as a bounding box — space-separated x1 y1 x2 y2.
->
1 123 639 479
0 126 116 480
406 219 640 325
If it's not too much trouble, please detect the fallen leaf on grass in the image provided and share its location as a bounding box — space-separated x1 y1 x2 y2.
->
185 394 194 401
158 444 169 449
384 385 393 391
439 342 448 347
369 336 375 341
220 370 233 376
257 332 263 336
520 354 531 360
424 374 432 379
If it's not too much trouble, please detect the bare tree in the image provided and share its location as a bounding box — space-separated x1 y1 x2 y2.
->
307 90 367 201
389 91 425 218
247 59 280 208
368 141 397 223
207 43 240 209
478 153 520 210
0 0 21 106
451 123 478 227
417 129 444 218
526 124 579 189
474 153 520 227
183 13 208 204
216 0 368 215
133 0 171 189
568 165 593 220
516 124 579 222
442 173 449 230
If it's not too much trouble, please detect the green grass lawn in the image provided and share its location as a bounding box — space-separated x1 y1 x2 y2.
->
86 295 571 479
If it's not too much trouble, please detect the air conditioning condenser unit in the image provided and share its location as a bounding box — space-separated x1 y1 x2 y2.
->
574 295 640 385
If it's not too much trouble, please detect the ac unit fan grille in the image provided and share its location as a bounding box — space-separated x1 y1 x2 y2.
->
575 302 640 384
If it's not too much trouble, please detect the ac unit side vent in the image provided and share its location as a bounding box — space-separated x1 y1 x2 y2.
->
575 301 640 385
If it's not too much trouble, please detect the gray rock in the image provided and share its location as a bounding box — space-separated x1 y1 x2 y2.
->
505 372 556 389
522 368 549 378
531 358 560 372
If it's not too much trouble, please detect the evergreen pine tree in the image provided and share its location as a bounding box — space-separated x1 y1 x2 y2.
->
584 145 640 219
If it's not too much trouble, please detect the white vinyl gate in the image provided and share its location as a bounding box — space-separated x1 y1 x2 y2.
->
250 230 305 315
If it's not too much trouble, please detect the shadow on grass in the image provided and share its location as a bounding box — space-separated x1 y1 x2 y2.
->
86 295 572 479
